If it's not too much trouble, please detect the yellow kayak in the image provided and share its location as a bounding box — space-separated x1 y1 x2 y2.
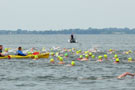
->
0 53 49 59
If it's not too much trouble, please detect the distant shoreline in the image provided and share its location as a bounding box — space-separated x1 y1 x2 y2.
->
0 27 135 34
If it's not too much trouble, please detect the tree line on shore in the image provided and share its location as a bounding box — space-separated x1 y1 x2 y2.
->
0 27 135 34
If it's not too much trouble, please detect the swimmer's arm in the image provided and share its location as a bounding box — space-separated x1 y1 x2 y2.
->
117 72 135 79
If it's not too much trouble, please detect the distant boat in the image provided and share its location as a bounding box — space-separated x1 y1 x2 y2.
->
68 38 77 43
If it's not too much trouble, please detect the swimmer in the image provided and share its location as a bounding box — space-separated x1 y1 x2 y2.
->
97 56 103 62
104 54 108 60
58 57 65 64
66 60 75 66
33 55 38 60
91 55 95 59
128 57 133 62
117 72 135 79
50 58 55 64
114 58 119 63
113 54 118 59
77 55 83 60
64 53 68 58
81 54 89 61
50 52 55 56
89 52 92 57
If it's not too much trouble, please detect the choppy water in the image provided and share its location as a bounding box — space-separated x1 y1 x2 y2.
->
0 34 135 90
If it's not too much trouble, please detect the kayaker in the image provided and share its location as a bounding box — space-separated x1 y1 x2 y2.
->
71 33 74 40
17 47 26 56
70 33 76 43
0 45 4 56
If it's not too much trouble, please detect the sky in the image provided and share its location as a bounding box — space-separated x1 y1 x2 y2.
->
0 0 135 30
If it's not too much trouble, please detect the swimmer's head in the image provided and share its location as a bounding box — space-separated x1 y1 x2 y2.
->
109 49 112 52
27 51 32 55
91 55 95 59
50 58 55 63
115 58 119 62
80 55 83 59
34 55 38 59
4 48 8 52
128 57 132 62
114 54 118 58
98 56 103 59
104 54 108 59
85 54 89 58
129 50 132 53
89 52 92 56
64 53 68 57
71 60 75 66
59 57 63 61
51 52 54 56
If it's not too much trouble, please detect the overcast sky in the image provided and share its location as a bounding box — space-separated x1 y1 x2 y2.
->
0 0 135 30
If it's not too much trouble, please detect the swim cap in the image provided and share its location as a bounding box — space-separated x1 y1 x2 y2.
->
125 52 129 55
89 52 92 56
129 50 132 53
109 49 112 52
114 54 118 58
98 56 102 59
59 57 63 61
51 52 54 56
69 49 72 52
116 58 119 62
79 50 82 53
128 57 132 61
4 48 8 51
104 54 108 58
71 61 75 66
55 52 59 56
42 47 45 51
85 54 89 58
34 55 38 59
50 58 54 62
64 53 68 57
27 51 32 55
85 51 89 54
80 55 83 59
91 55 95 59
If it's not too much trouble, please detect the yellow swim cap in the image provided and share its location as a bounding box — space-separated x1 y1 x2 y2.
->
27 51 32 55
129 50 132 53
59 57 63 61
51 52 54 56
34 55 38 59
4 48 8 52
42 47 45 51
98 56 102 59
104 54 108 58
85 54 89 58
116 58 119 62
114 54 118 58
71 61 75 66
89 52 92 56
128 57 132 62
91 55 95 59
85 51 89 54
50 58 54 62
109 49 112 52
80 55 83 59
